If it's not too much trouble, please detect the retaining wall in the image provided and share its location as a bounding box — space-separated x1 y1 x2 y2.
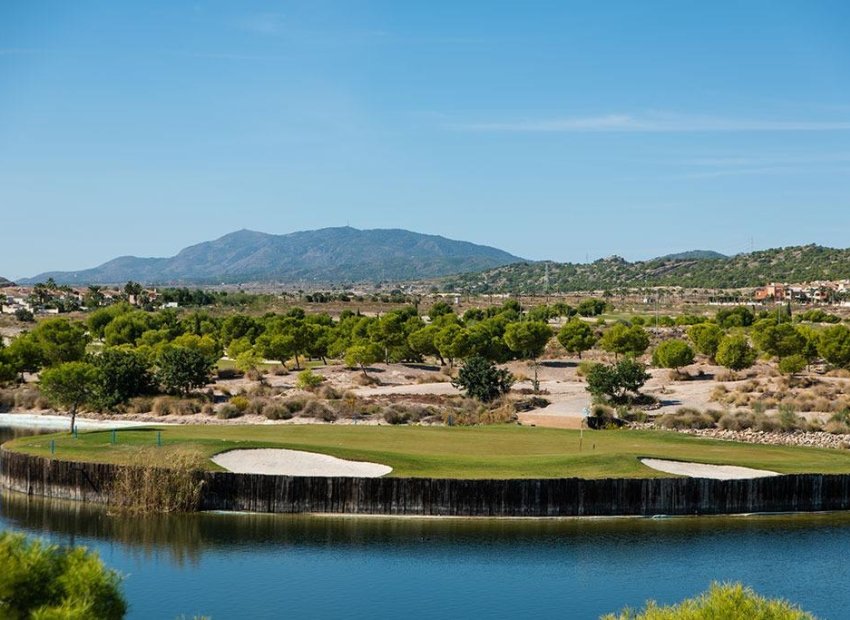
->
4 448 850 517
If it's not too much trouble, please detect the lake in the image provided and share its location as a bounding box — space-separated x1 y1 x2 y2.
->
1 425 848 619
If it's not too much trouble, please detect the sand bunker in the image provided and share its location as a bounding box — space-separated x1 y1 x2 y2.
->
640 458 780 480
211 448 392 477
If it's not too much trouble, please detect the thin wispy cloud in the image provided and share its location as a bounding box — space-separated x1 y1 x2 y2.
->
455 112 850 133
237 12 286 35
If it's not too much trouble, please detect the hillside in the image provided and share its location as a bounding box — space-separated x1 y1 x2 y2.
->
436 245 850 293
655 250 728 261
0 277 14 287
21 227 525 285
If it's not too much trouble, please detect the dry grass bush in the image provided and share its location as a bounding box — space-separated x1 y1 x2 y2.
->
513 372 530 383
439 366 454 377
317 385 341 400
353 373 380 386
717 411 780 432
262 402 293 420
382 403 433 425
243 397 267 416
714 370 739 382
478 401 517 424
152 397 203 416
216 403 243 419
300 399 337 422
13 387 41 410
126 396 153 414
657 408 716 430
108 453 206 514
270 365 289 376
229 395 250 412
283 396 308 413
826 368 850 378
245 369 264 382
0 389 15 412
201 402 215 415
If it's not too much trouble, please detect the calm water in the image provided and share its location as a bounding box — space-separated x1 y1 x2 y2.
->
2 425 849 619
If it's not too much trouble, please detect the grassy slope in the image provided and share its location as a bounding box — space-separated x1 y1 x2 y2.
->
6 425 850 479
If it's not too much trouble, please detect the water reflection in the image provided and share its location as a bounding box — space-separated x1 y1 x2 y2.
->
5 488 850 566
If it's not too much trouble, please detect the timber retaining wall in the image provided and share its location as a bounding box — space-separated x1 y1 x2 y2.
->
4 448 850 516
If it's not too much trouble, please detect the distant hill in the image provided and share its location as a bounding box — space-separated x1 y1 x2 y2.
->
435 244 850 293
21 227 525 285
0 276 14 287
654 250 728 261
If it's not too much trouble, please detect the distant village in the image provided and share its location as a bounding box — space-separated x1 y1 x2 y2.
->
3 277 850 318
0 280 177 319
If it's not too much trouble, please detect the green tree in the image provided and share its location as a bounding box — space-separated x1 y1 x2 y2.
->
503 321 552 392
652 339 695 372
778 354 807 377
0 532 126 619
30 318 88 367
585 358 649 403
408 325 443 364
39 361 100 433
687 323 723 360
557 319 598 359
5 333 45 379
156 347 214 396
818 324 850 368
599 323 650 359
344 342 383 377
452 355 514 402
91 348 154 410
715 334 757 372
751 320 806 360
576 298 607 317
716 306 755 329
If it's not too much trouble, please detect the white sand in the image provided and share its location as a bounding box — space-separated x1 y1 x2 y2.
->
640 458 780 480
211 448 392 477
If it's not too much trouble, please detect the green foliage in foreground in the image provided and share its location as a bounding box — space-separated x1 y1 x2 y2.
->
10 425 850 480
0 532 126 619
602 582 815 620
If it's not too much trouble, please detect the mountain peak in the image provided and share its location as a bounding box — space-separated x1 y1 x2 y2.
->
21 228 525 285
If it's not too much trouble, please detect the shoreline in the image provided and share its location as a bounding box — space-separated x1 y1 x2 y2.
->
0 412 155 431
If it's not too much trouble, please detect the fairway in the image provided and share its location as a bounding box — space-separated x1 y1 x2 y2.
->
7 425 850 479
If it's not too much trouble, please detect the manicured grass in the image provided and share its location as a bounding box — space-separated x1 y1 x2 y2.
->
7 425 850 479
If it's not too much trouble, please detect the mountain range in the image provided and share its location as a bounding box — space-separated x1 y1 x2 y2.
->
436 244 850 293
20 227 525 285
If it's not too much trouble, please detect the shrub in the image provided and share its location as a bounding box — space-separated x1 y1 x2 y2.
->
295 369 326 390
0 532 127 619
217 403 243 419
383 406 412 425
602 581 815 620
317 384 341 400
14 387 41 410
229 395 250 412
657 409 715 430
301 399 336 421
262 402 293 420
0 389 14 412
127 396 153 414
452 355 514 403
283 397 308 413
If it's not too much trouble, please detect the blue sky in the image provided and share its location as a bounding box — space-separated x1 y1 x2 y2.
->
2 1 850 279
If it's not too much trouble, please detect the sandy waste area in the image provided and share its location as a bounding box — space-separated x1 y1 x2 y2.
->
640 458 779 480
211 448 392 477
